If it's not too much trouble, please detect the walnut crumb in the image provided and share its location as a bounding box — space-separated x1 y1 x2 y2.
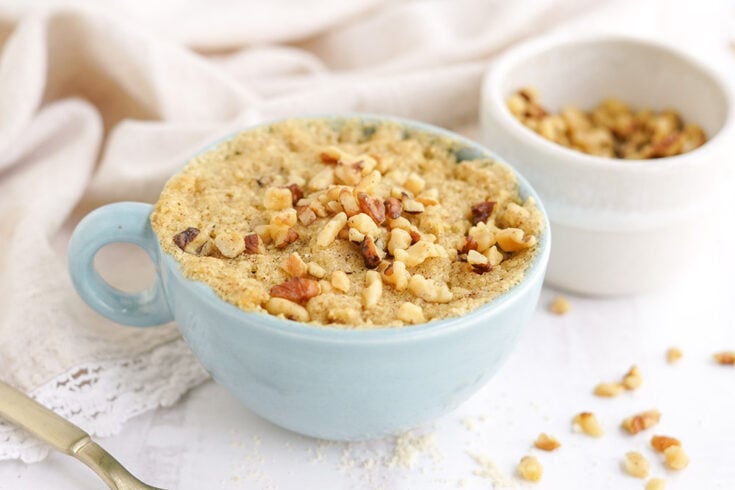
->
573 412 604 437
517 455 542 482
549 296 571 315
622 410 661 435
650 435 681 453
269 277 320 305
663 446 689 470
646 478 666 490
533 433 561 451
622 365 642 390
713 351 735 365
665 347 682 364
623 451 649 479
594 382 624 398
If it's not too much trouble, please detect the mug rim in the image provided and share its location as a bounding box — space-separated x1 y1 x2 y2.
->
158 113 551 343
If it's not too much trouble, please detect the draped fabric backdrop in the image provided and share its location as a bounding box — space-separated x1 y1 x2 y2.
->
0 0 732 462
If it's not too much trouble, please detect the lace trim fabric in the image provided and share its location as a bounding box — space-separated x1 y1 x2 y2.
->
0 339 209 463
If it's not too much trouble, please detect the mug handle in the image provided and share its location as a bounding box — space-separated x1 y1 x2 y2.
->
68 202 173 327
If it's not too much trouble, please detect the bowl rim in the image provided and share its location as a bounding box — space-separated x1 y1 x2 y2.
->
483 33 735 172
158 113 551 344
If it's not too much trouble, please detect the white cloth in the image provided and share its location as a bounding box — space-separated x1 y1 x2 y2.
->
0 0 733 463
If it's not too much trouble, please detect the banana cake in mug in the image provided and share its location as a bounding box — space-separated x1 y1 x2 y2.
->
150 118 543 327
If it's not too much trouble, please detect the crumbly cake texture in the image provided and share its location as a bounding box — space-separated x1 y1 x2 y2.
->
150 118 543 328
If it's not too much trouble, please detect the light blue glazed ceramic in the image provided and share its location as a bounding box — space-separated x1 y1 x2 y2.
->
68 115 551 441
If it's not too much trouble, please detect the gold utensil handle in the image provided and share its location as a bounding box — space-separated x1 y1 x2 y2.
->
0 380 164 490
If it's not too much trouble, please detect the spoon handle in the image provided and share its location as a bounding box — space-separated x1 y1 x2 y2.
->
0 380 164 490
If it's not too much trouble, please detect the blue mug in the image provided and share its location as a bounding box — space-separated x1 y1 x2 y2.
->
68 115 550 440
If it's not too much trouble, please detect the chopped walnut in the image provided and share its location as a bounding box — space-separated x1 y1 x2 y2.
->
622 410 661 435
356 192 386 225
270 208 297 227
319 147 341 164
517 455 542 483
467 249 492 274
394 241 443 268
281 253 307 277
623 451 649 479
666 347 683 364
402 198 425 214
272 226 299 249
330 270 351 293
317 212 347 248
622 365 642 390
263 187 294 210
387 228 412 256
470 201 496 225
467 222 495 252
285 183 303 205
646 478 666 490
212 231 245 258
244 233 263 254
534 433 561 451
306 261 326 279
335 161 363 186
573 412 604 437
594 382 624 398
663 446 689 470
403 172 426 195
408 274 453 303
396 302 425 324
549 296 571 315
381 261 410 291
384 197 403 219
265 297 309 322
338 188 361 217
269 277 320 304
348 212 380 239
308 168 334 191
362 270 382 309
496 228 536 252
650 435 681 453
459 235 479 255
173 227 200 251
360 236 382 269
713 351 735 365
416 188 439 206
296 206 318 226
484 245 504 266
348 227 366 243
507 87 707 159
355 170 381 194
467 249 488 266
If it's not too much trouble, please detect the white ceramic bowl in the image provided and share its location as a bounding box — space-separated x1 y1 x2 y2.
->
481 35 735 295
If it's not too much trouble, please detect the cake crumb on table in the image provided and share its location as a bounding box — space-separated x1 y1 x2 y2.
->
467 452 518 488
549 296 571 315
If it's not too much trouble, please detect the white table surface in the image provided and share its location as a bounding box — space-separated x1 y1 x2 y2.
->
2 205 735 490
